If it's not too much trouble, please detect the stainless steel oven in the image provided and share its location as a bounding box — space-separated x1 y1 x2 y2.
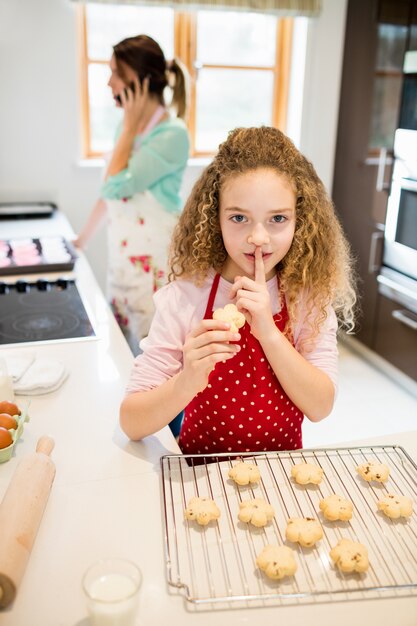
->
378 128 417 327
383 129 417 283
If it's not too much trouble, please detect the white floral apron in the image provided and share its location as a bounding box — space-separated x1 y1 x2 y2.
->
105 107 178 353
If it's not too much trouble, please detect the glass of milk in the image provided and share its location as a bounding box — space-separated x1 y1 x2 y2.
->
82 559 142 626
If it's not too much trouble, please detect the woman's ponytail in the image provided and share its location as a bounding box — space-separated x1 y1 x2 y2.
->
167 58 189 120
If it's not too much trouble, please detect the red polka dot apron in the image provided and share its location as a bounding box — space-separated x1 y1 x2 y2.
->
179 273 304 455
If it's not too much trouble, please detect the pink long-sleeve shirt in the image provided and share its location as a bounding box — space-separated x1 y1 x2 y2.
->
125 271 339 397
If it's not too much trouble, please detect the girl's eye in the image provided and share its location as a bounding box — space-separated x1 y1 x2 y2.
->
231 215 246 223
272 215 286 223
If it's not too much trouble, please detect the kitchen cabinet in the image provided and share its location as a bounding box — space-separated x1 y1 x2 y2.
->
373 293 417 378
332 0 415 353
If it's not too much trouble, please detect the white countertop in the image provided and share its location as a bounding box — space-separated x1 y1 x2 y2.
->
1 214 417 625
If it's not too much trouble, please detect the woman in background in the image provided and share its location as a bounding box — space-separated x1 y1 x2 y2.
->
76 35 190 355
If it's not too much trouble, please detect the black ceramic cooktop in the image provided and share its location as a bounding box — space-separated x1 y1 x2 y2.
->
0 278 95 345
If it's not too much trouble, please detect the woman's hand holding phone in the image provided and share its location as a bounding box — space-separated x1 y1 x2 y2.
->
119 75 150 134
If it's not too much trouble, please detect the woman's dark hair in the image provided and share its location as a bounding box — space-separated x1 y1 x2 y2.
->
113 35 188 119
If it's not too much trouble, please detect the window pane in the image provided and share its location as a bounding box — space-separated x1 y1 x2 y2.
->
89 63 122 154
410 25 417 51
369 75 403 150
376 24 407 71
196 10 276 66
86 4 174 61
195 69 274 152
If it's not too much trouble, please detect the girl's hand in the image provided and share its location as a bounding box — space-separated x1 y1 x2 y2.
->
119 76 150 134
230 247 277 342
182 320 241 394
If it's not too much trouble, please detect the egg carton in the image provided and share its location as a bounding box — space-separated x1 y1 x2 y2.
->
0 408 30 463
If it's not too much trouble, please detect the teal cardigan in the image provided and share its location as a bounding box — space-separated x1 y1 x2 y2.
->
101 117 190 214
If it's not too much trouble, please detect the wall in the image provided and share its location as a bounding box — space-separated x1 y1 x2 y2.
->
0 0 347 292
297 0 348 192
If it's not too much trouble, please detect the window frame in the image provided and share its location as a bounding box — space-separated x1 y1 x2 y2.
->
77 5 293 158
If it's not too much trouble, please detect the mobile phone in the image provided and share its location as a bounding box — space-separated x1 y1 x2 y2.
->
115 81 136 106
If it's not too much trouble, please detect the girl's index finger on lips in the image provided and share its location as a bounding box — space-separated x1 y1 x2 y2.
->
254 246 266 284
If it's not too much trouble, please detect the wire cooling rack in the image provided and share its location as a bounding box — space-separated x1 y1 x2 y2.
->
160 446 417 608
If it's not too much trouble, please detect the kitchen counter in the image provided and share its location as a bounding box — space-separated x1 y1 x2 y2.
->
1 214 417 625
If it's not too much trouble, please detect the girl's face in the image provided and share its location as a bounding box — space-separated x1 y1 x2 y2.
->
107 55 136 105
219 168 297 282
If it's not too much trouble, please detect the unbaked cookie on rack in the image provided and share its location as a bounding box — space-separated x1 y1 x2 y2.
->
377 493 413 519
329 538 369 573
285 517 323 547
319 494 353 521
184 496 221 526
256 544 297 580
238 498 275 527
228 460 261 486
356 461 390 483
291 462 324 485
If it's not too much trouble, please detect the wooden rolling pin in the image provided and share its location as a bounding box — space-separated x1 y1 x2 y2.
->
0 436 56 609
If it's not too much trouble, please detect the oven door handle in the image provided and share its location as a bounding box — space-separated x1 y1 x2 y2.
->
377 273 417 303
368 231 384 273
392 309 417 331
376 147 388 192
399 177 417 192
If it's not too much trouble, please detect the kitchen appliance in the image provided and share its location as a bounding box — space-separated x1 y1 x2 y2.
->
161 446 417 607
0 278 96 347
0 236 77 276
0 202 56 219
378 128 417 322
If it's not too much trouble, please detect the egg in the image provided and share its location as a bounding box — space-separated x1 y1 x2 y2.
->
0 401 21 416
0 413 17 430
0 426 13 449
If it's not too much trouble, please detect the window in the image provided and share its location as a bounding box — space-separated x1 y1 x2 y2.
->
369 23 408 152
77 4 293 158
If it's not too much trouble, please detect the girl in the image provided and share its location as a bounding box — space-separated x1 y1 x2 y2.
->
120 126 356 454
75 35 190 354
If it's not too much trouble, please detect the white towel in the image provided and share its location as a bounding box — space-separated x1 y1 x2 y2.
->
12 356 68 396
4 351 36 381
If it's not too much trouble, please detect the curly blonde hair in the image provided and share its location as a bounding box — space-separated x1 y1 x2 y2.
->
170 126 357 340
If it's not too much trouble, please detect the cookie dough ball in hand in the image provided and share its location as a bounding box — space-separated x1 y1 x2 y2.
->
319 494 353 521
228 461 261 486
330 538 369 573
285 517 323 548
213 303 245 333
377 493 413 519
356 461 390 483
184 496 221 526
291 462 324 485
238 498 275 527
256 544 297 580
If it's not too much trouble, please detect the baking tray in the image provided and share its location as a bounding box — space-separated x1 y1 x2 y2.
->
0 236 77 276
161 446 417 608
